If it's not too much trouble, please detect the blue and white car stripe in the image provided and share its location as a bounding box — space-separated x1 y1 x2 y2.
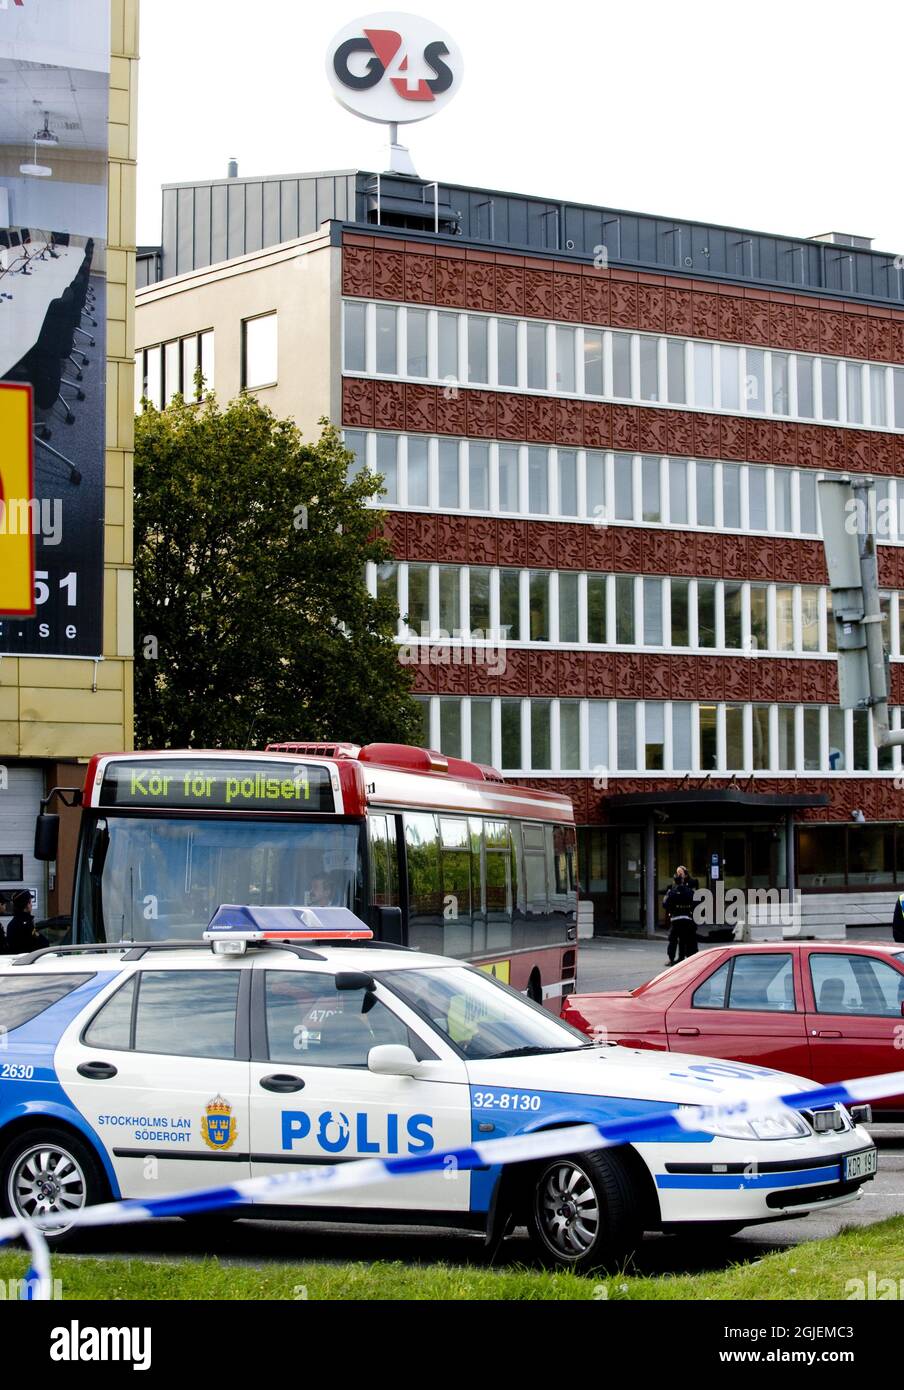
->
3 1063 903 1299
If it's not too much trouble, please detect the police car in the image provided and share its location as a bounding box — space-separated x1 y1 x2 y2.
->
0 908 878 1271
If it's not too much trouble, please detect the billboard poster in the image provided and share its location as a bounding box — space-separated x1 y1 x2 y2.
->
0 0 110 656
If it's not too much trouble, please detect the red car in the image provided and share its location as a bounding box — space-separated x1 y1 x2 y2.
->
562 943 904 1118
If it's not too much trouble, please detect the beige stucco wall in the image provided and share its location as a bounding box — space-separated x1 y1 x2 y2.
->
135 229 340 442
0 0 137 758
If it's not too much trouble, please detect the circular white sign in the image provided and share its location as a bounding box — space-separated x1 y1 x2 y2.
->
326 11 463 125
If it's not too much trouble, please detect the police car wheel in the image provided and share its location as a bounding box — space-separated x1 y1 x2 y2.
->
1 1128 106 1244
527 1150 641 1271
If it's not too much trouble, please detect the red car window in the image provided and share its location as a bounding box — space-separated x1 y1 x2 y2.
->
809 953 904 1018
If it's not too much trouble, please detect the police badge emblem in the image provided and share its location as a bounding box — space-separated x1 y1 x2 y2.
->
202 1096 237 1151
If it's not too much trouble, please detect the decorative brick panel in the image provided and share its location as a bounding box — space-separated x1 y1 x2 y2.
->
642 654 670 699
585 651 614 697
372 248 405 300
638 409 667 454
845 314 870 359
611 404 638 452
554 272 583 323
435 388 467 436
526 521 557 568
722 535 747 577
434 256 467 306
497 519 527 567
496 392 526 441
466 259 496 312
719 295 745 342
614 652 643 697
581 274 609 325
637 284 666 332
404 252 436 304
466 517 497 566
342 377 374 427
556 524 586 570
342 245 373 297
495 263 524 316
499 647 529 695
558 650 586 697
379 511 406 556
407 514 437 561
583 401 611 449
524 267 554 318
373 380 406 431
665 287 694 336
555 398 583 446
436 515 468 563
529 650 558 696
405 383 436 434
525 394 555 443
344 234 904 366
609 280 638 328
465 390 496 439
641 530 671 574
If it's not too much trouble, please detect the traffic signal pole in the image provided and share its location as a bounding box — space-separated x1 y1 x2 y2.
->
852 479 902 748
819 475 904 749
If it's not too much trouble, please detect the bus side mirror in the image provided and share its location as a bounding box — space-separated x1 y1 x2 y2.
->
376 906 403 945
34 814 60 862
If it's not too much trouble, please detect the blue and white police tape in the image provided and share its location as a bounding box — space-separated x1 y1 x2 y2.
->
2 1063 903 1300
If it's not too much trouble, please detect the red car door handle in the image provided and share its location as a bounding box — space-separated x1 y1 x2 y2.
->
813 1030 843 1039
676 1027 700 1036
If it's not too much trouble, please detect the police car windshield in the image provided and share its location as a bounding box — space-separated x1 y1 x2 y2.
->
76 815 362 942
381 966 590 1060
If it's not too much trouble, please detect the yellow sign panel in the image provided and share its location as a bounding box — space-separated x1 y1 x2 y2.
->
478 959 511 985
0 384 35 617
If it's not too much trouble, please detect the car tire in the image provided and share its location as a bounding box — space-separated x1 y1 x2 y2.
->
526 1148 643 1272
0 1126 108 1247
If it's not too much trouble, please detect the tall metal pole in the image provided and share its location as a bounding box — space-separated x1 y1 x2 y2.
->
853 478 903 748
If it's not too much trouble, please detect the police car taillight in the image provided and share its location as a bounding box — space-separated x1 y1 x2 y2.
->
204 904 374 953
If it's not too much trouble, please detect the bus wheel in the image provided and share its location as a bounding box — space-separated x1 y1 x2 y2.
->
526 970 543 1004
527 1149 642 1273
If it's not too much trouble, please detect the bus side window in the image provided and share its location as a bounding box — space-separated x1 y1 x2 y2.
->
439 816 472 959
550 825 578 923
484 820 512 954
368 815 399 907
405 812 442 954
522 823 549 918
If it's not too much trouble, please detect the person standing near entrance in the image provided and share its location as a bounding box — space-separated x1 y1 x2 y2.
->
4 891 47 955
663 866 699 965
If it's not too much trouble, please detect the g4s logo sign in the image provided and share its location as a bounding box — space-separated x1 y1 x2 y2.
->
327 11 463 124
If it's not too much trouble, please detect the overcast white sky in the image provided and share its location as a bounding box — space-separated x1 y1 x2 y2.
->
137 0 904 255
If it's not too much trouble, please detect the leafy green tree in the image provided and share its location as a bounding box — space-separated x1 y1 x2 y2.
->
134 391 420 750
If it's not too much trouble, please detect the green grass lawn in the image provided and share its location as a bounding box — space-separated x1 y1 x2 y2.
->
1 1216 902 1300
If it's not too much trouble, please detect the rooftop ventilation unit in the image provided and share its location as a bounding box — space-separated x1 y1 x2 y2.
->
366 175 460 235
811 231 874 250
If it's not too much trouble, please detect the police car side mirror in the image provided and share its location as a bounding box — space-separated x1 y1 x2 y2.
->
367 1044 420 1078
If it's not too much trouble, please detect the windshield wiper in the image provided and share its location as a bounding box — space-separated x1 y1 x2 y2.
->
490 1043 597 1059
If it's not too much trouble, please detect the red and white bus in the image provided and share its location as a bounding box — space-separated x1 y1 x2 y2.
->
39 743 578 1008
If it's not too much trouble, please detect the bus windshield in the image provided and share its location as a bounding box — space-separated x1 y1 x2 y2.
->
75 815 364 942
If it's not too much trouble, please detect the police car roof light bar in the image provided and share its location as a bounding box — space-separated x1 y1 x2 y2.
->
204 904 375 944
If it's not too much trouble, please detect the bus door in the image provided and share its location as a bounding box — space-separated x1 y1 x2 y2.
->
367 812 403 941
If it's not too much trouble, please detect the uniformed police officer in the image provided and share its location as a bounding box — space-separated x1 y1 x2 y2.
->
663 865 699 965
4 891 48 955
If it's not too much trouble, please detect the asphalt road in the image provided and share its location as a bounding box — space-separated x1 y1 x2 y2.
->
53 934 904 1281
